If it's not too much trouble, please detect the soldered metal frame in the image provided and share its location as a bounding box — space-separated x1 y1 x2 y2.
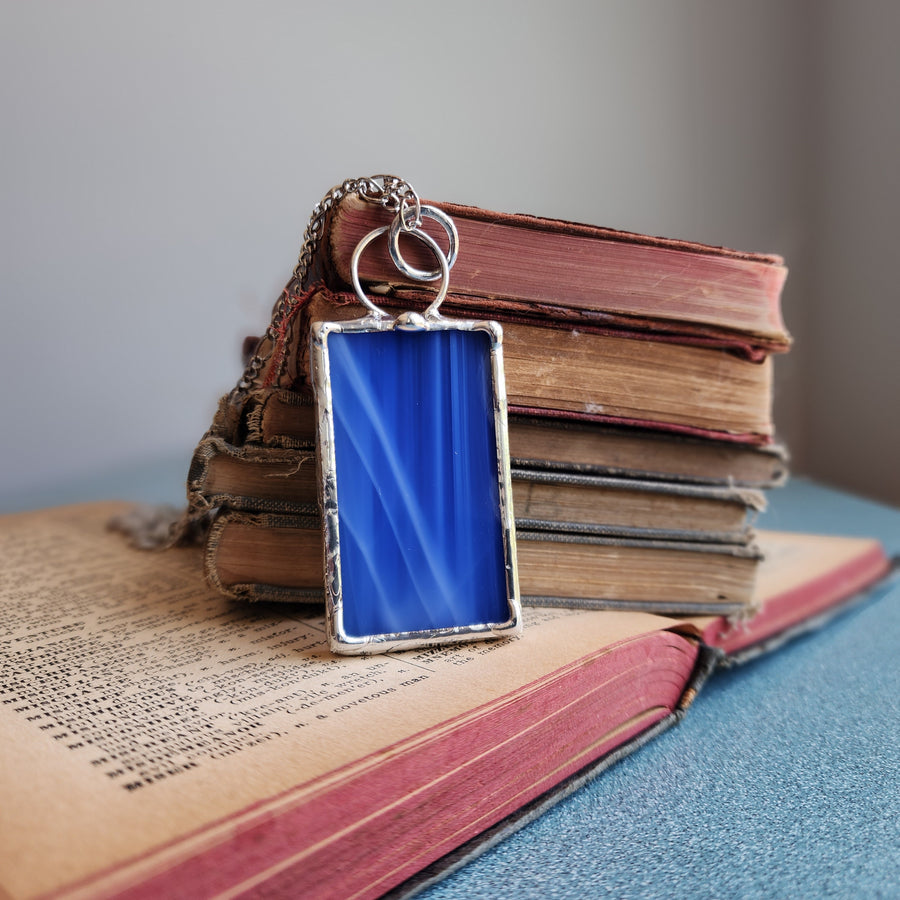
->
311 309 521 655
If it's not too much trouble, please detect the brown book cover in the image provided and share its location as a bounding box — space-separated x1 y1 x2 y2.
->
506 414 788 486
250 287 776 442
512 469 764 542
236 388 789 487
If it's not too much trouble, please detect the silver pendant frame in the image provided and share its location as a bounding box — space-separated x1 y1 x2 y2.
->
310 220 521 655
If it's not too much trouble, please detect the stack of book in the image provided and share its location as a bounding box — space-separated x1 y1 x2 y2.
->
192 195 790 617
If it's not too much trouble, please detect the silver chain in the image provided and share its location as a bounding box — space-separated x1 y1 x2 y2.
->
235 175 421 393
175 176 424 541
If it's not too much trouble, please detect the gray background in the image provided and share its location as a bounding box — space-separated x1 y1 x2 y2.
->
2 1 898 508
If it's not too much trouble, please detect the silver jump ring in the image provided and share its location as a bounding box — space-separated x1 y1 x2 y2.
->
389 204 458 282
351 226 451 319
350 226 392 318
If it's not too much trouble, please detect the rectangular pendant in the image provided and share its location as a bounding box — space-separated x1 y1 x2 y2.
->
311 315 521 655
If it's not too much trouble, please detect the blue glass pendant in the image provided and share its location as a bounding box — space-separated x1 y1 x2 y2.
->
312 315 521 654
311 212 521 654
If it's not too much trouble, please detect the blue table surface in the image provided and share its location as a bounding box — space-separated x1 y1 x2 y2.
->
423 481 900 900
2 464 898 899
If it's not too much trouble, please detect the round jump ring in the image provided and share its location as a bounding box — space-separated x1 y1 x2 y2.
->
388 204 458 282
350 226 391 318
351 225 451 319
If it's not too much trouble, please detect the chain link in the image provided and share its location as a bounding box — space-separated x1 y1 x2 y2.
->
234 175 419 394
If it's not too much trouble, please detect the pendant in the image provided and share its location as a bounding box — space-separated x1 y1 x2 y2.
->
311 208 521 654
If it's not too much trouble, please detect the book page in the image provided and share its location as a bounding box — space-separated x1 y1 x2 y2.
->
684 529 888 651
0 503 677 899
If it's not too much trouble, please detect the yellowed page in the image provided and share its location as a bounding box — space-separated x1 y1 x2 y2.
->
753 530 882 595
0 503 676 900
683 529 887 644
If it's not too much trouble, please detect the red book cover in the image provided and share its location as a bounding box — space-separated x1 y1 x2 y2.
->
323 195 790 352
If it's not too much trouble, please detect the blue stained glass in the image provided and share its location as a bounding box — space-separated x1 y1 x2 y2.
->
327 327 509 638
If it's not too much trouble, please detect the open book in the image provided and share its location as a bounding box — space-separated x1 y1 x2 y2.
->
0 503 890 900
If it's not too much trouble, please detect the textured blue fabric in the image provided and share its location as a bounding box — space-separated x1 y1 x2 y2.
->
419 480 900 899
327 328 508 636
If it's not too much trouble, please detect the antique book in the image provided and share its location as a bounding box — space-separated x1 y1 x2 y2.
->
203 507 762 613
504 415 788 486
0 502 707 900
319 195 790 352
248 286 776 442
188 436 766 544
0 503 890 900
234 390 789 487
